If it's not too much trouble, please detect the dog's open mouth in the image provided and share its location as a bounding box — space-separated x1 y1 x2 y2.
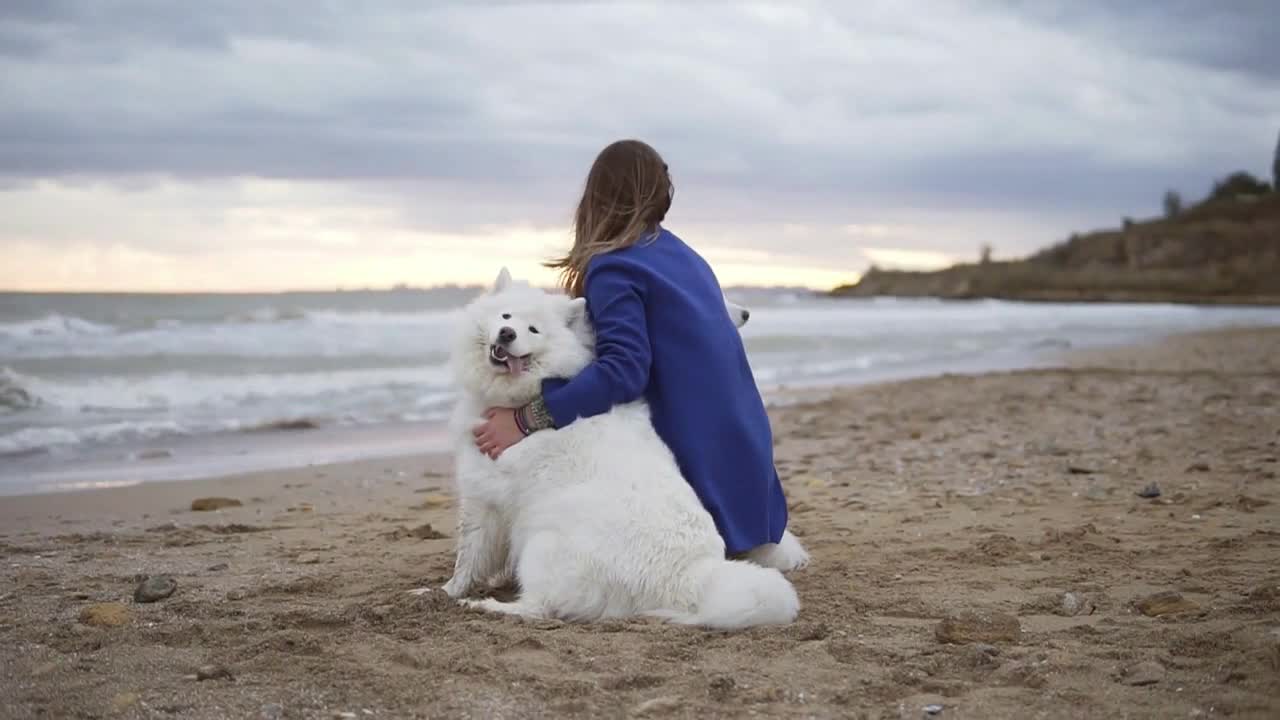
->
488 344 531 376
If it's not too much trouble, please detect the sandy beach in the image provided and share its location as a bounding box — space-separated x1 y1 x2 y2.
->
2 327 1278 719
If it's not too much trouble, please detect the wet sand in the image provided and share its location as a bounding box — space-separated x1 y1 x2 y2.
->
2 328 1278 719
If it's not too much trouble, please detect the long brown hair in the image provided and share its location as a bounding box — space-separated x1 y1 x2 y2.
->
546 139 673 297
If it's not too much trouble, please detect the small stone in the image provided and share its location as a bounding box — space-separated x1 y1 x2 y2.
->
787 622 830 641
1235 495 1271 513
936 611 1021 644
961 643 1002 670
631 696 682 717
1060 592 1095 616
110 692 140 712
78 602 131 627
1068 465 1098 475
207 563 229 571
296 553 321 564
417 494 452 509
408 523 446 539
708 676 736 702
260 703 284 720
1186 462 1211 473
333 713 357 720
1136 483 1161 499
196 664 233 681
924 704 945 716
1135 591 1198 617
225 589 247 601
133 575 177 603
191 497 242 512
995 659 1048 688
1121 660 1165 686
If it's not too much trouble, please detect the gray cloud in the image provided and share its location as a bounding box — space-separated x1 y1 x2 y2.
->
1 0 1278 237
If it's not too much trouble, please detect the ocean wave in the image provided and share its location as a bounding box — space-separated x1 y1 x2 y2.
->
222 306 310 324
19 366 453 412
0 367 41 413
0 308 462 360
0 314 116 340
0 420 189 456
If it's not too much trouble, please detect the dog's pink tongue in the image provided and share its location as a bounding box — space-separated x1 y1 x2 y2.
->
506 356 524 377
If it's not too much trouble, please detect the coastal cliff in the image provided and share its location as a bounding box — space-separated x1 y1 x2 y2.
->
832 181 1280 305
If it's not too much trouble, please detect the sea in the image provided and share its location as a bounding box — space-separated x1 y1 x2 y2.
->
3 288 1279 496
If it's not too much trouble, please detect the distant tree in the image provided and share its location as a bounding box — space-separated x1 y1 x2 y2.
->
1122 217 1135 230
1162 190 1183 218
979 243 993 264
1208 171 1270 202
1273 129 1279 191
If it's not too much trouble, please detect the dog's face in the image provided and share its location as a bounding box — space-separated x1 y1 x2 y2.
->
453 267 751 407
453 268 593 406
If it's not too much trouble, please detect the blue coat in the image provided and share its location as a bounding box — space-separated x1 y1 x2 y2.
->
541 228 788 555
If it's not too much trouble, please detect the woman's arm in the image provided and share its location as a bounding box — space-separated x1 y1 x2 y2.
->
473 257 652 457
539 259 651 427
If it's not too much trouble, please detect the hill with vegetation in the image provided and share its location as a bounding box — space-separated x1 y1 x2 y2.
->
832 155 1280 305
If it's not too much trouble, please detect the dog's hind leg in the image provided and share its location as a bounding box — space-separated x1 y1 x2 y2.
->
439 500 508 599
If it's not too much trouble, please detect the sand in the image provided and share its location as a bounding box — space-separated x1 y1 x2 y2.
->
2 328 1278 719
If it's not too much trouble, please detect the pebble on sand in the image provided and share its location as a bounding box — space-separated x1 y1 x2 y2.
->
1060 592 1096 616
1134 590 1199 617
1119 660 1165 686
78 603 131 627
133 575 177 603
1136 482 1162 499
195 664 234 681
191 497 243 512
631 696 683 717
416 494 453 509
296 553 322 564
935 611 1022 644
110 692 140 712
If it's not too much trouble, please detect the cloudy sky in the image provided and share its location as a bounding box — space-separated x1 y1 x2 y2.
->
2 1 1277 292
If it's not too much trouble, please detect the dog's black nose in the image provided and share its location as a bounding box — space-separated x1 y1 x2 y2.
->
741 309 750 323
497 326 517 344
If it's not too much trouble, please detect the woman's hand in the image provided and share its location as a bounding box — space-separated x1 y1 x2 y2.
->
472 408 524 459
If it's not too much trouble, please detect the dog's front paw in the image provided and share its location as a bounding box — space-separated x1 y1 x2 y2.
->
441 576 471 599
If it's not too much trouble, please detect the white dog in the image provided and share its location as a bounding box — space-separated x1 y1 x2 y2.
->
434 268 804 629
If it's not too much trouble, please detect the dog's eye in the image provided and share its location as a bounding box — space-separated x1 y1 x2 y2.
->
501 313 511 320
528 326 539 334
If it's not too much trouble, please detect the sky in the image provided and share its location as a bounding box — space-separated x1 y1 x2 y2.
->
2 0 1278 292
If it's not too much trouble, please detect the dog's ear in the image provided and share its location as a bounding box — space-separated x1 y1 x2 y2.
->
724 298 750 329
493 267 512 292
565 297 588 330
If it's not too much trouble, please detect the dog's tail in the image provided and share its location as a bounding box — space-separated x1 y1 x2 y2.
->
653 559 799 630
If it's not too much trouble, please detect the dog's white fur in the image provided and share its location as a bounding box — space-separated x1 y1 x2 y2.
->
435 268 805 629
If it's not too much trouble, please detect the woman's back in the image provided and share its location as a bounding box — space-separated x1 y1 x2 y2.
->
588 228 789 555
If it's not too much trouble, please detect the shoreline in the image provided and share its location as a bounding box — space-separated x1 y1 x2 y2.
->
0 323 1269 513
0 324 1219 499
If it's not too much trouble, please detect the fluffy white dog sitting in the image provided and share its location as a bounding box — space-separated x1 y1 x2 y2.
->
434 268 803 629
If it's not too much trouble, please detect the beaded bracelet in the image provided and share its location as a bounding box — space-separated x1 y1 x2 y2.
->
513 406 531 436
